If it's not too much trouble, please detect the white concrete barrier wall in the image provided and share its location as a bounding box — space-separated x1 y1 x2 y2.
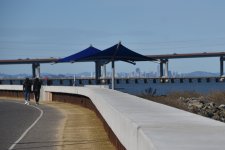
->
0 85 22 91
1 85 225 150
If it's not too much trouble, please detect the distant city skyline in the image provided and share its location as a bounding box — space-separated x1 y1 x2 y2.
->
1 0 225 74
0 66 220 79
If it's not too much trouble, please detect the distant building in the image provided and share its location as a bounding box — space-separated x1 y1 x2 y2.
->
135 68 141 77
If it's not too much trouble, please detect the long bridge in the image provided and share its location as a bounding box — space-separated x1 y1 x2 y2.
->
0 52 225 78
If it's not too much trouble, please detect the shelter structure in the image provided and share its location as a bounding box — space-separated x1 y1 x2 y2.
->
56 42 156 89
81 42 156 89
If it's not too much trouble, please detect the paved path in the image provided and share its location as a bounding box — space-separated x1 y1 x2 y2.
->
0 99 64 150
0 99 115 150
0 100 40 150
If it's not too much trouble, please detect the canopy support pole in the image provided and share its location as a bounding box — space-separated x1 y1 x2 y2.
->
103 64 106 78
111 60 115 90
220 56 224 77
159 60 163 77
101 64 107 84
95 61 101 85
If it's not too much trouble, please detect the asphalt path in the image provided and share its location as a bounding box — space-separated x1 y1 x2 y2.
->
0 99 64 150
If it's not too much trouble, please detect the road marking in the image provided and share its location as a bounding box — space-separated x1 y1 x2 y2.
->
8 102 44 150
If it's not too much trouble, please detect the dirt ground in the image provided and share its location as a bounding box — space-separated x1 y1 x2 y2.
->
46 101 115 150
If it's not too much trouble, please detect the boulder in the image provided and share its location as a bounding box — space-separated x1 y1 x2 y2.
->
188 100 204 109
212 114 220 120
178 97 187 102
219 104 225 110
175 96 225 122
203 102 216 109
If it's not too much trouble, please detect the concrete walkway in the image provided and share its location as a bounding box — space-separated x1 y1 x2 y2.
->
46 101 115 150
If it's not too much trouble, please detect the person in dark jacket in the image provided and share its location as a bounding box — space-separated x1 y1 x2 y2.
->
23 78 32 105
33 78 42 105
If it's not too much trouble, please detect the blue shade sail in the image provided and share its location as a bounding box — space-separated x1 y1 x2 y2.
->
56 46 101 63
82 42 156 62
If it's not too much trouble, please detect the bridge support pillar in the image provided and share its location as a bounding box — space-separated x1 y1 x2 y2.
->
220 56 225 77
165 59 169 78
32 63 40 78
159 59 169 78
160 61 164 77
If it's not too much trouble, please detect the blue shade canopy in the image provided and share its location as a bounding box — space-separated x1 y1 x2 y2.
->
82 42 156 62
56 45 101 63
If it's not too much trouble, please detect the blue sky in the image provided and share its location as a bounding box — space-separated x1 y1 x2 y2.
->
1 0 225 75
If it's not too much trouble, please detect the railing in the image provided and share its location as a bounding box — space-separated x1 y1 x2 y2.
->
1 77 225 95
0 77 224 86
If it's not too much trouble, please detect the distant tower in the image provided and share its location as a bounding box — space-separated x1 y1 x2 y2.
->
135 68 141 77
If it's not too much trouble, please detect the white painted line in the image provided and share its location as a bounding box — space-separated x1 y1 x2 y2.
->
8 102 44 150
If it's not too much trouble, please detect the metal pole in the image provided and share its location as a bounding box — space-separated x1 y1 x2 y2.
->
95 61 101 85
73 74 76 86
160 60 164 77
111 41 120 89
101 64 107 84
95 61 98 84
220 56 224 76
112 61 115 90
103 64 106 78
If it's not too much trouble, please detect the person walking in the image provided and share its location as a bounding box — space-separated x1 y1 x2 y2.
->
33 78 42 105
23 78 32 105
